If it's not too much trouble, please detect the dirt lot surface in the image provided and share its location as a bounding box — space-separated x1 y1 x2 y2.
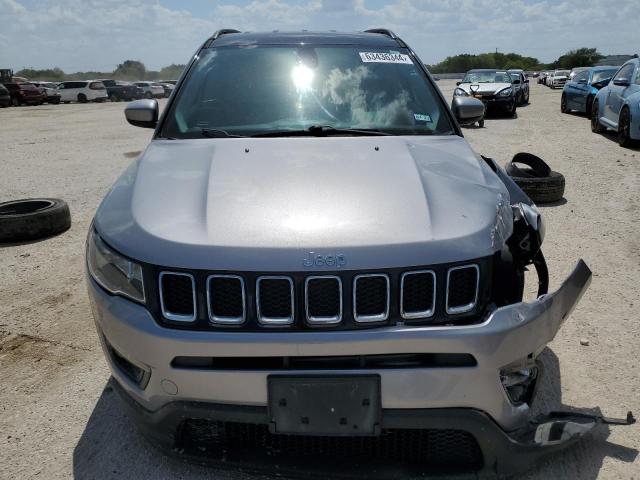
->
0 81 638 479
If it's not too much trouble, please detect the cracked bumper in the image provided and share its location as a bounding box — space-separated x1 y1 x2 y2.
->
88 260 592 434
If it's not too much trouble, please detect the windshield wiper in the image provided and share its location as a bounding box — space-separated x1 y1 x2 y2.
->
200 128 247 138
251 125 393 138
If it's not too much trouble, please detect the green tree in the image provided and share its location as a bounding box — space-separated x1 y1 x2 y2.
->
15 67 65 81
550 48 603 69
113 60 146 80
158 64 186 80
427 52 541 73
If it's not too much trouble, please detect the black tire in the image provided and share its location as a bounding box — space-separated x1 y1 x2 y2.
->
507 101 517 117
145 92 152 99
509 171 565 204
52 98 60 105
109 93 119 102
524 89 529 104
618 107 637 148
78 93 87 103
591 100 604 133
0 198 71 243
560 94 568 113
585 96 594 118
478 118 484 128
11 97 20 106
505 152 552 178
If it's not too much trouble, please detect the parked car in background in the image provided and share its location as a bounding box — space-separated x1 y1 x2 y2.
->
548 70 570 89
508 69 529 104
57 81 108 103
160 79 177 85
0 83 10 107
592 57 640 147
154 82 174 98
99 79 144 102
561 66 618 117
133 81 164 99
32 82 61 104
454 69 518 116
5 82 46 106
569 67 589 80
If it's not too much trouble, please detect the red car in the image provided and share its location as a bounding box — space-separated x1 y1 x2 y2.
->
5 82 46 106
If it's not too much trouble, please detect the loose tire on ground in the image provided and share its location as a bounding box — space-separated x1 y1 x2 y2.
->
505 154 565 204
0 198 71 243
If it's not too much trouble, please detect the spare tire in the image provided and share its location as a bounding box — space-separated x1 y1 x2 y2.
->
0 198 71 243
505 152 551 178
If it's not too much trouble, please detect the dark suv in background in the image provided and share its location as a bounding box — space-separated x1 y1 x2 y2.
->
0 83 10 107
100 79 144 102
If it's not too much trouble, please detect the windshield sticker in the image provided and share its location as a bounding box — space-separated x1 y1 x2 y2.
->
414 113 432 123
359 52 412 64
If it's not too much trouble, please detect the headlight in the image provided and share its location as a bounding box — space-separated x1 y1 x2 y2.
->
498 87 513 97
454 88 468 96
87 229 145 303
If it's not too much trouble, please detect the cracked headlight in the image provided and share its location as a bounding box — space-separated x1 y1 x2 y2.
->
454 87 468 96
498 87 513 97
87 229 145 303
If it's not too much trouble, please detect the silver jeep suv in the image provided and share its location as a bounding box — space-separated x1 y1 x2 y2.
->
86 29 632 478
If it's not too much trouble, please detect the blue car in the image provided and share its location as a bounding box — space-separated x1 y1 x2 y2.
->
591 57 640 147
561 66 618 117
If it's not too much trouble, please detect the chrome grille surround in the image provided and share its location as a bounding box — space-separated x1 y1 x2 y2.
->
158 271 197 322
304 275 343 325
256 276 295 326
353 273 390 323
446 264 480 315
206 274 246 325
400 270 436 320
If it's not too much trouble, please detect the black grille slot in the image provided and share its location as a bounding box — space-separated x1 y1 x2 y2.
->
354 275 389 321
178 420 483 472
401 271 435 318
159 273 195 320
306 277 341 322
208 276 244 322
447 266 479 313
257 277 293 323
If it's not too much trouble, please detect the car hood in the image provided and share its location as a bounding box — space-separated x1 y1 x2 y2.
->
95 136 512 271
457 83 512 95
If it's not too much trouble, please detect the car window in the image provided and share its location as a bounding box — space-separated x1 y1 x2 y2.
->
162 45 454 138
573 71 589 83
90 81 105 89
591 69 616 84
614 64 634 82
462 71 511 83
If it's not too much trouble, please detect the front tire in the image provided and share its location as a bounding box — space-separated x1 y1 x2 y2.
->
591 100 604 133
11 97 20 106
618 107 637 148
144 92 152 99
478 118 484 128
561 94 568 113
109 93 119 102
586 96 594 118
78 93 87 103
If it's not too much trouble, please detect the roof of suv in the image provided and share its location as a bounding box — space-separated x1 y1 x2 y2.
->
209 31 400 47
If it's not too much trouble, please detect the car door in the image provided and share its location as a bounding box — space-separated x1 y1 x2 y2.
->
605 64 634 123
570 71 590 111
58 83 72 102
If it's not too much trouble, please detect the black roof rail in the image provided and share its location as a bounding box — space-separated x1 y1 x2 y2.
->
203 29 241 48
363 28 406 47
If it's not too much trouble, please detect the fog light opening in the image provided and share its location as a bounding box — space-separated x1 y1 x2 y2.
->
105 338 151 389
500 361 539 406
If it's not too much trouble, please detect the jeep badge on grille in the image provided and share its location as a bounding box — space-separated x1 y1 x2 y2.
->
303 251 346 268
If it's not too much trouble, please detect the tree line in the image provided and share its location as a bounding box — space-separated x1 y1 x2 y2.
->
427 48 603 73
15 60 185 82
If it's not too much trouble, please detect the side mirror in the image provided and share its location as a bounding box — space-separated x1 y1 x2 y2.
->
513 79 521 85
125 99 158 129
456 81 461 86
451 97 485 126
613 77 630 87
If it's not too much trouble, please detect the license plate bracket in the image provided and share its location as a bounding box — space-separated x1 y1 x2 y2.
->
268 375 381 436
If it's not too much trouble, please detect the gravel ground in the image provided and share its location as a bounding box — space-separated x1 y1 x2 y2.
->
0 81 638 479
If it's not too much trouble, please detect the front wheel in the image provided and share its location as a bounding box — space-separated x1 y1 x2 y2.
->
507 101 517 117
11 97 20 106
144 92 152 99
591 100 604 133
586 96 594 118
78 93 87 103
618 108 637 148
109 93 119 102
560 94 568 113
478 118 484 128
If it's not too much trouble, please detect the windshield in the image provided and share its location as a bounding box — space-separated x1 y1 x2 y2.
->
592 69 617 83
462 71 511 83
555 70 570 76
161 45 454 138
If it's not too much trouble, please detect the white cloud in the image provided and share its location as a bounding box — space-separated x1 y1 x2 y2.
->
0 0 636 72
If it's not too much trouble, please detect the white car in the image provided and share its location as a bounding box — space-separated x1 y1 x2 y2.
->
57 80 108 103
548 70 570 89
133 81 165 99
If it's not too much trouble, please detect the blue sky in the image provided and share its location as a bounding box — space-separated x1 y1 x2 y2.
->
0 0 637 72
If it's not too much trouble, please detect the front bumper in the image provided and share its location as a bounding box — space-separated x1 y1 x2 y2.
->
89 260 591 431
